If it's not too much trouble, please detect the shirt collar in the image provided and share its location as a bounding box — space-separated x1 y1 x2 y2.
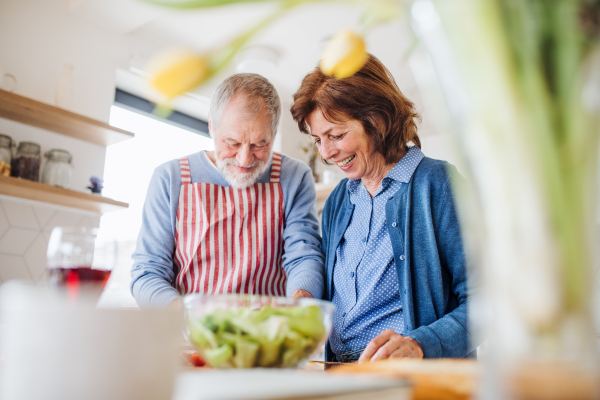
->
346 146 424 194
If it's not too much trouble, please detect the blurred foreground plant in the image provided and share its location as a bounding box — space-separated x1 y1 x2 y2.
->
145 0 299 102
320 29 368 79
411 0 600 367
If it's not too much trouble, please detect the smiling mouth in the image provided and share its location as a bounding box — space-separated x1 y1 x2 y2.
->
336 155 355 168
233 165 255 173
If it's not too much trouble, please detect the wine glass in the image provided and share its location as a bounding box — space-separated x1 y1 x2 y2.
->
46 226 115 303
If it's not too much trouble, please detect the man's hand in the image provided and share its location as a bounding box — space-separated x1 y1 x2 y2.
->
168 298 181 310
290 289 313 299
358 330 423 363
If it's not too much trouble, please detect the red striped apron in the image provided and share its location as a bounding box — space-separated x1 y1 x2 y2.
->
173 152 286 296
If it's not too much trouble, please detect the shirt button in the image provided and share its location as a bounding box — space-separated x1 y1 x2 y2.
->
342 312 347 317
392 222 397 227
399 255 405 261
362 238 367 243
350 272 355 278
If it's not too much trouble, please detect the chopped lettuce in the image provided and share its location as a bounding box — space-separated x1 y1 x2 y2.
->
187 304 326 368
232 337 260 368
202 344 233 367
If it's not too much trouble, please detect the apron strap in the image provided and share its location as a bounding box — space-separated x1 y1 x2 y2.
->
178 157 192 185
270 152 282 183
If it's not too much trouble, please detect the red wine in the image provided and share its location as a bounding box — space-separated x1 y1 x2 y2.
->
49 267 111 286
48 267 111 303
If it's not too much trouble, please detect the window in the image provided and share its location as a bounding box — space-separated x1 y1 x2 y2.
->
98 105 214 307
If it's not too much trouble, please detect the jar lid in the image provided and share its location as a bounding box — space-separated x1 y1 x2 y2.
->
44 148 72 163
17 141 41 154
0 134 12 148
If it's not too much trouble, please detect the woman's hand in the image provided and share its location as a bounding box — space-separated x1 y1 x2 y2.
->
290 289 314 299
358 330 423 363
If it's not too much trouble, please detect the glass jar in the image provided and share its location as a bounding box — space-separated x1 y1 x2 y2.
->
42 149 73 189
0 134 12 177
11 141 41 181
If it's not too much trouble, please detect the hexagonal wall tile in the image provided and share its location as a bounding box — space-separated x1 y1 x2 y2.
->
33 206 56 229
0 228 38 255
0 201 40 229
0 204 8 238
23 234 48 281
44 211 84 233
0 254 33 282
80 216 101 230
35 269 49 286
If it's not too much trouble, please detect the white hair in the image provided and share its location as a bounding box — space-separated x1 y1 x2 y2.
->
209 73 281 135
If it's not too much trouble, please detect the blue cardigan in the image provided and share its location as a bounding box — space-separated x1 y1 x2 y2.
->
321 157 474 360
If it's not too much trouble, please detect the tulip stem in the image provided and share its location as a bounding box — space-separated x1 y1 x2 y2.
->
206 0 319 78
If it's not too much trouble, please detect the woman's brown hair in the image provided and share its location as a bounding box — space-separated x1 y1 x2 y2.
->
290 53 421 165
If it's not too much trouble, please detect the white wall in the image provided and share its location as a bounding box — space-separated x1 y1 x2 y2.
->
0 0 158 286
0 0 150 122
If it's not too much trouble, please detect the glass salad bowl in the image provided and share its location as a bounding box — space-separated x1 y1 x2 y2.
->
183 294 335 368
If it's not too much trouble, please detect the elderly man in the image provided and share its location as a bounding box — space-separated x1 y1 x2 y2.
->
131 73 323 308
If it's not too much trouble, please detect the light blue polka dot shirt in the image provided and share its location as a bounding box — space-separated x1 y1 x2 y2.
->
329 146 424 359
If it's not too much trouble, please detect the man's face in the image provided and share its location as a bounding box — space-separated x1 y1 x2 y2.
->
210 95 274 188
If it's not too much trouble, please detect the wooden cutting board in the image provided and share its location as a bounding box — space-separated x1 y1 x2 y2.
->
330 359 479 400
331 358 600 400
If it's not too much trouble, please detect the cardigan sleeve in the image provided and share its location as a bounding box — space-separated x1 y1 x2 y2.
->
280 162 325 299
404 168 474 358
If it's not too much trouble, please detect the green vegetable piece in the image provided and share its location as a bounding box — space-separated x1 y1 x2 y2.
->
202 344 233 367
251 305 276 323
272 306 301 318
201 314 219 332
281 337 316 367
288 305 325 340
189 319 218 348
282 329 302 348
256 336 284 367
229 315 260 337
205 309 236 333
233 337 260 368
217 331 238 347
259 315 289 340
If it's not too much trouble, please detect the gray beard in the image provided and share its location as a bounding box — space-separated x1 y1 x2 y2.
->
216 157 268 189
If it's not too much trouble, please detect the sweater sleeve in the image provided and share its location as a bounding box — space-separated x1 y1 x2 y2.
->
130 165 181 308
405 169 474 358
281 162 325 299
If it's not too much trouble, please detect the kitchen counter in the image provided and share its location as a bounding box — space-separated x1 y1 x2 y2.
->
171 369 411 400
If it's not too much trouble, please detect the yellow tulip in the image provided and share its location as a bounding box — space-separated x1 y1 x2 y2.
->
320 30 368 79
146 48 211 100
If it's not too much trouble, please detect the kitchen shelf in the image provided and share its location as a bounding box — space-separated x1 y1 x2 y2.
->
0 89 134 146
0 175 128 214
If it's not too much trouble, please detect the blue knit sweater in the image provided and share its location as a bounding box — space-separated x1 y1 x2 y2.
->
321 157 475 359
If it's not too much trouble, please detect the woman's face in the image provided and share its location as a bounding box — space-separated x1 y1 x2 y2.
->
306 109 382 181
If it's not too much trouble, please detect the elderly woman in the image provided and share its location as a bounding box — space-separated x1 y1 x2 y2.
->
290 54 474 363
